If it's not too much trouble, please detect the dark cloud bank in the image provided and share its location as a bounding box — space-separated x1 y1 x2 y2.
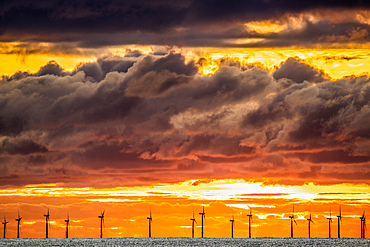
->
1 51 370 187
1 0 370 48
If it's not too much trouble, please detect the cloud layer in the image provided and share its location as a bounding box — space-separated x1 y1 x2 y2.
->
1 1 370 48
1 51 370 187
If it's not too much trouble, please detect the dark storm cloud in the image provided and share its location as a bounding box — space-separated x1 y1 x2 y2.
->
1 53 370 186
241 71 370 164
0 139 48 155
1 0 370 47
273 58 327 83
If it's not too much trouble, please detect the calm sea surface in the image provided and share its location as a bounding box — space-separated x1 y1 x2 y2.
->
0 238 369 246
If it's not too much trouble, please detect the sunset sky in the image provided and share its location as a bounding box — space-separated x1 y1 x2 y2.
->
1 0 370 239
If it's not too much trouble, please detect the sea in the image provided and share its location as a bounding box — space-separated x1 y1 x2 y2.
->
0 238 369 247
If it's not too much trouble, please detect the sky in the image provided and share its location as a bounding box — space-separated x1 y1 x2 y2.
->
0 0 370 239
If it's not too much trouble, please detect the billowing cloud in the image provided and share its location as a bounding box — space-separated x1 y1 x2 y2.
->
0 52 370 187
273 58 327 83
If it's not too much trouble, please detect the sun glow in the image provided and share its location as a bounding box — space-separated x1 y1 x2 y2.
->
1 44 370 80
1 179 368 238
190 48 370 79
2 179 370 204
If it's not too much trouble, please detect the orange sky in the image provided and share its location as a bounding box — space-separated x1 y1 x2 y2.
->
1 5 370 236
1 179 369 238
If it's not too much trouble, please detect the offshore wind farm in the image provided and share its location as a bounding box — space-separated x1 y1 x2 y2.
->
1 0 370 245
0 206 367 241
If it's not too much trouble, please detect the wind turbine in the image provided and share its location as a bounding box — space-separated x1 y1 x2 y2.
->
199 206 206 238
65 213 70 238
337 206 342 238
15 211 22 238
307 207 314 238
43 208 50 238
147 208 153 238
289 205 297 238
2 215 8 239
230 215 235 238
327 208 332 238
190 209 197 238
360 210 366 238
247 207 253 238
98 210 105 238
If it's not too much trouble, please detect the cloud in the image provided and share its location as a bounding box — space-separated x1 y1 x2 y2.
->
1 51 370 187
1 1 370 48
273 58 327 83
0 139 48 155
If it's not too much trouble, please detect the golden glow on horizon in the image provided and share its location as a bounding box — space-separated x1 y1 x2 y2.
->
0 53 95 75
188 48 370 79
1 179 370 205
1 44 370 80
1 179 369 238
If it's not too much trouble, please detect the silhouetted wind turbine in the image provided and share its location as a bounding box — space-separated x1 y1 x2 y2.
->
190 209 197 238
15 211 22 238
247 207 253 238
147 208 153 238
289 205 297 238
199 206 206 238
43 209 50 238
337 206 342 238
360 210 366 238
307 208 314 238
65 213 70 238
230 215 235 238
2 215 8 239
327 209 332 238
98 210 105 238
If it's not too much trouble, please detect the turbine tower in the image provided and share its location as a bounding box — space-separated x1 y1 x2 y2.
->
43 208 50 238
98 210 105 238
190 209 197 238
337 206 342 238
147 208 153 238
15 211 22 238
247 207 253 238
65 213 70 238
2 215 8 239
363 213 367 238
360 210 366 238
307 208 314 238
199 206 206 238
327 209 332 238
230 215 235 238
289 205 297 238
